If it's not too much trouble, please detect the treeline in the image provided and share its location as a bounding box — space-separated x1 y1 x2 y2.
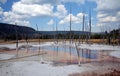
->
37 31 89 39
0 23 120 44
91 29 120 44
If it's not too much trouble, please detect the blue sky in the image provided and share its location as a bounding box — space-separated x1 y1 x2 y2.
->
0 0 120 32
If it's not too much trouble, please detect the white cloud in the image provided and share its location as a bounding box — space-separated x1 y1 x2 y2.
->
0 0 7 4
21 0 60 5
77 13 84 18
1 0 88 27
12 2 53 17
62 0 85 4
2 0 54 26
96 0 120 11
11 20 30 26
54 4 67 18
21 0 85 5
47 19 54 25
2 0 69 26
59 13 83 24
96 0 120 27
4 11 29 19
0 7 3 15
99 16 118 23
21 0 41 4
3 11 30 26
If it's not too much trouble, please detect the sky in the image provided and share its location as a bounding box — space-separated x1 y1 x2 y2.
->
0 0 120 32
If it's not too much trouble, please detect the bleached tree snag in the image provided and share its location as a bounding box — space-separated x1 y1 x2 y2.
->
36 24 40 55
15 23 19 57
55 20 58 44
89 8 91 44
69 4 72 44
82 12 85 44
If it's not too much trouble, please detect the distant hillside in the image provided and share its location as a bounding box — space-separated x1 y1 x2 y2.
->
0 23 36 40
0 23 91 40
38 31 89 35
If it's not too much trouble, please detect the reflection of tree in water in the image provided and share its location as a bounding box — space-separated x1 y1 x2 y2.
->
82 49 84 63
76 48 93 65
75 43 81 66
63 45 67 62
69 46 72 64
53 45 59 61
56 46 59 58
89 49 91 62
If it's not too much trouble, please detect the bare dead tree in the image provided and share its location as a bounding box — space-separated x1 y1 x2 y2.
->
36 24 40 54
52 22 56 43
68 4 72 64
85 19 89 43
107 26 112 45
88 8 91 44
15 23 18 57
100 25 104 44
55 20 58 44
36 24 45 63
78 30 81 44
63 25 66 43
69 4 72 44
82 12 85 43
25 30 29 53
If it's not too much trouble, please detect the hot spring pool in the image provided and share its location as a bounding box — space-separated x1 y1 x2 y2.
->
28 45 99 59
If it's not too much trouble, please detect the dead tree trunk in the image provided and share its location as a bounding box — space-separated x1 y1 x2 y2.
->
15 23 18 57
69 4 72 44
82 12 85 44
89 8 91 44
55 21 58 44
36 24 40 54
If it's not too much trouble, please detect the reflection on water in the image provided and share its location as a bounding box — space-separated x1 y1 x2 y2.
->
28 45 98 59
